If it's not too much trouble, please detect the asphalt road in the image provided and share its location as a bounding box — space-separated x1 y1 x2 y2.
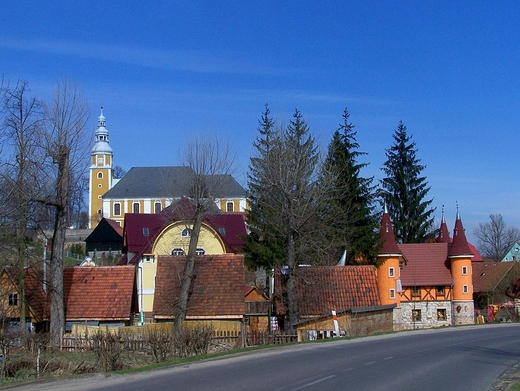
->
14 323 520 391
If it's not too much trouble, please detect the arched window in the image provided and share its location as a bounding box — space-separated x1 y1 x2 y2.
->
226 201 234 212
97 172 103 179
154 201 162 214
181 227 192 238
171 248 185 256
133 202 140 213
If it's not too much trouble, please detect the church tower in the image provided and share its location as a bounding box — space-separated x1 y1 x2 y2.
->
88 108 113 229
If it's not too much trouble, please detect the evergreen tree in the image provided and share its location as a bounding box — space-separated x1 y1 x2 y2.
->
320 108 379 263
245 106 321 329
379 121 435 243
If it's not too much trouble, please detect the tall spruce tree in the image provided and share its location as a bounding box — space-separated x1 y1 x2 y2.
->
245 106 321 329
379 121 435 243
320 108 379 263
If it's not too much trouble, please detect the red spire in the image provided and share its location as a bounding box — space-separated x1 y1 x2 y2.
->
448 211 473 257
436 208 451 243
378 206 402 256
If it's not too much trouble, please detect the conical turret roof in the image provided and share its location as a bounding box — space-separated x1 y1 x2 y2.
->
378 205 402 256
436 209 451 243
448 211 473 257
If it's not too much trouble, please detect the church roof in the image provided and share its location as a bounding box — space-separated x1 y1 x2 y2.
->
102 166 247 199
91 107 113 155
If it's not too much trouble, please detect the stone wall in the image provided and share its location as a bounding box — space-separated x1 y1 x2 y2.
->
395 301 453 330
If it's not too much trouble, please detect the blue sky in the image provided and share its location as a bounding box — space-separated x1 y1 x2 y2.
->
1 1 519 244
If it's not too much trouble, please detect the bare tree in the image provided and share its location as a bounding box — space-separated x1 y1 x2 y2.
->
41 80 90 345
474 214 520 261
0 80 44 335
173 135 235 333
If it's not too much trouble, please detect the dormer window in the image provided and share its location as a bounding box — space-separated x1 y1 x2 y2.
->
143 227 149 236
181 227 192 238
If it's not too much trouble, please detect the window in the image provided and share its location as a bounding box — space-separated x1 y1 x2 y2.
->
196 248 206 255
462 266 468 275
437 286 445 295
171 248 185 256
181 227 192 238
399 261 404 270
144 256 153 263
98 184 102 188
412 309 421 322
463 285 469 294
133 202 140 214
154 201 162 214
226 201 234 212
388 267 395 278
142 227 149 236
98 195 102 199
114 203 121 216
97 172 103 179
411 286 420 297
437 309 447 321
389 289 395 299
97 209 102 215
8 293 18 307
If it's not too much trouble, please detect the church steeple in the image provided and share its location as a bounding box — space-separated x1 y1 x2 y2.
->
89 107 114 229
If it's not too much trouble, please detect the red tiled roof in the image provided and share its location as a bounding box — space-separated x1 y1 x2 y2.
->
63 266 136 321
275 265 381 317
398 243 453 286
122 210 247 263
436 219 451 243
378 210 401 256
4 267 47 321
449 216 473 257
106 218 123 236
153 254 245 319
472 261 517 293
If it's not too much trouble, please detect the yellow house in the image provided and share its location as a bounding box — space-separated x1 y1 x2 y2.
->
118 198 247 323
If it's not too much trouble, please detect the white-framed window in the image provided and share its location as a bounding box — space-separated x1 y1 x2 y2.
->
389 289 395 299
154 201 162 214
196 248 206 255
462 266 468 275
389 267 395 278
226 201 234 212
463 285 469 294
97 172 103 179
98 184 102 188
171 248 185 256
133 202 140 214
113 203 121 216
181 227 192 238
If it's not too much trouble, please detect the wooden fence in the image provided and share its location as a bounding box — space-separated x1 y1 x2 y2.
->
61 329 297 353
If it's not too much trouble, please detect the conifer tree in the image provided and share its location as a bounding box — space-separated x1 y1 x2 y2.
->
245 106 321 329
379 121 435 243
320 108 379 263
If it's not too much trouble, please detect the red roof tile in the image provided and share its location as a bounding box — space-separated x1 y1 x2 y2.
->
449 215 473 257
398 243 453 286
378 210 401 256
275 265 381 317
63 266 136 321
153 254 245 319
436 217 451 243
4 267 47 321
472 261 517 293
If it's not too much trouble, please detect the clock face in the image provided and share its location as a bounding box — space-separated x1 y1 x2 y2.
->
97 157 103 164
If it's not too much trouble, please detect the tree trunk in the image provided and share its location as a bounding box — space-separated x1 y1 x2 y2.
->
49 146 69 346
285 232 299 331
174 203 205 334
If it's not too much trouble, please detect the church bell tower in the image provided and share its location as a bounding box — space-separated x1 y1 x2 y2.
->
88 107 113 228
